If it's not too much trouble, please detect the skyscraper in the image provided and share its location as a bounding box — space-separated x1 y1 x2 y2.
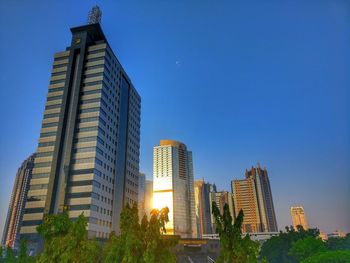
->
231 163 278 233
290 206 308 230
2 154 36 249
138 172 146 220
153 140 197 238
194 180 214 236
20 10 141 252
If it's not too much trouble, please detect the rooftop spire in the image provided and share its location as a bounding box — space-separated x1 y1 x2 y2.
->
87 5 102 24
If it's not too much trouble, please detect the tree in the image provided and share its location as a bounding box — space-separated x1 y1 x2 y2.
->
211 202 259 263
103 203 179 263
36 212 101 263
301 250 350 263
289 236 326 262
259 226 320 263
4 246 15 263
326 234 350 251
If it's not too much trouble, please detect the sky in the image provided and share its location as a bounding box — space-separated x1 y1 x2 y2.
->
0 0 349 238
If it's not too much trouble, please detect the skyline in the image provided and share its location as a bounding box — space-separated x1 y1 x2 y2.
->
0 0 349 238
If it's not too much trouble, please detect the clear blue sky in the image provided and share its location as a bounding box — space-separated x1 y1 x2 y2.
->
0 1 349 237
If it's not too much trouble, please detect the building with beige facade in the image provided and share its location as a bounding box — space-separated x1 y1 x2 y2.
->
231 163 278 233
290 206 308 230
20 12 141 253
153 140 197 238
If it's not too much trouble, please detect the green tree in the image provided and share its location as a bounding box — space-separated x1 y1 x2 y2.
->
103 203 178 263
301 250 350 263
259 226 320 263
326 234 350 251
212 202 259 263
36 212 101 263
289 236 326 262
4 246 15 263
143 208 178 263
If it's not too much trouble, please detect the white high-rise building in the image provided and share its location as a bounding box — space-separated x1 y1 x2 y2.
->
153 140 197 237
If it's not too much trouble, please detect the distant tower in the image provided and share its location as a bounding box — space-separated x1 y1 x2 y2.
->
231 164 278 233
2 153 36 249
290 206 308 230
87 6 102 24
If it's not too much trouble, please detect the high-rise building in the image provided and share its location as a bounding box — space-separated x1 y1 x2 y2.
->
290 206 308 230
194 180 215 236
2 154 36 249
138 172 146 220
153 140 197 237
209 190 235 233
144 180 153 218
19 9 141 252
231 163 278 233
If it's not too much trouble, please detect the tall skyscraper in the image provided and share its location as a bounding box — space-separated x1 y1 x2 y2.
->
194 180 215 236
138 172 146 220
20 10 141 252
2 154 36 249
290 206 308 230
153 140 197 238
231 163 278 233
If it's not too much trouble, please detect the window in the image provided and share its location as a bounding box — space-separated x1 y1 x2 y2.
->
78 116 99 123
70 204 91 211
30 184 48 190
34 162 51 168
45 104 61 110
47 95 62 101
22 220 43 226
53 63 68 69
36 152 53 158
38 141 55 147
32 173 50 179
24 207 44 214
48 87 64 93
40 132 57 138
42 122 58 128
49 79 65 85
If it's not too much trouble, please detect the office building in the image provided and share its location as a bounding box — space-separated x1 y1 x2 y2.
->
290 206 308 230
20 7 141 252
153 140 197 237
209 190 234 233
231 163 278 233
194 180 215 236
2 154 36 249
138 172 146 220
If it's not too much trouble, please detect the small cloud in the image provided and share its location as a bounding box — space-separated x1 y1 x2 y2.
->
175 60 181 66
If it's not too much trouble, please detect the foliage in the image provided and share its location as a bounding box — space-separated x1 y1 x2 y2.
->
289 236 326 262
301 250 350 263
103 203 179 263
259 225 319 263
36 212 101 263
211 202 259 263
326 234 350 251
4 247 15 263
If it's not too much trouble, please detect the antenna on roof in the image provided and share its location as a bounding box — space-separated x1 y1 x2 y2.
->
87 5 102 24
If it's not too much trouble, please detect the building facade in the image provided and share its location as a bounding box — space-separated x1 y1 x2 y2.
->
138 172 146 220
231 163 278 233
144 180 153 218
2 154 36 249
153 140 197 237
290 206 308 230
194 180 215 237
20 18 141 252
